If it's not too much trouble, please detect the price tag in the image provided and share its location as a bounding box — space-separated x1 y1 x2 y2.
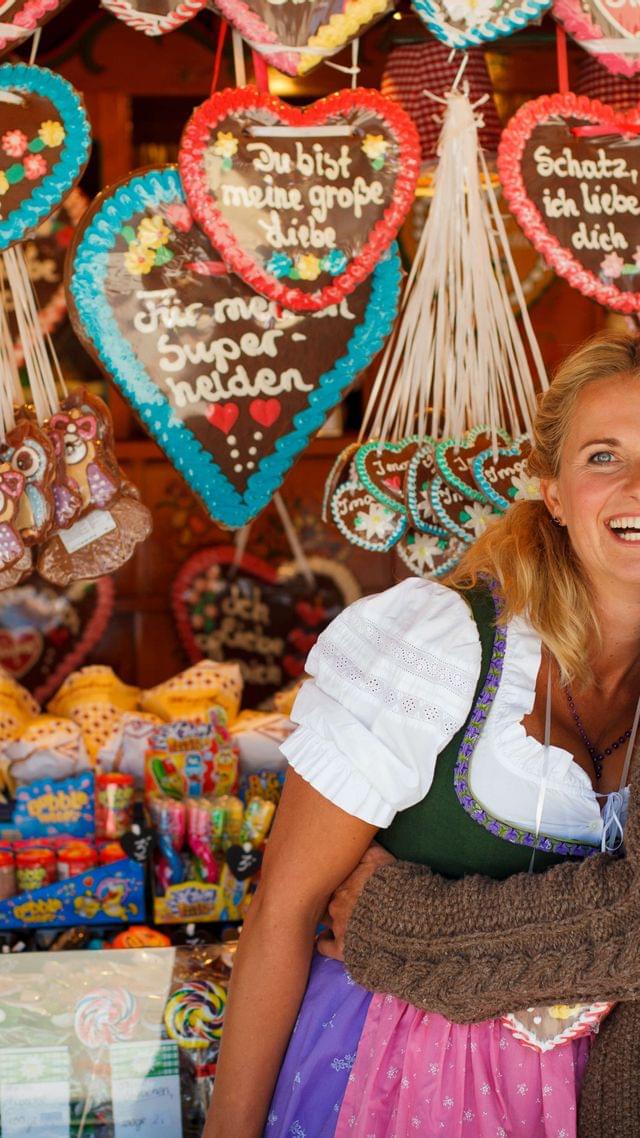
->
59 509 116 553
110 1040 182 1138
0 1047 70 1138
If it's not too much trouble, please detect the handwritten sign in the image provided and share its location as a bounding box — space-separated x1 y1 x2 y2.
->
172 545 360 706
179 87 419 312
0 1046 70 1138
498 92 640 313
68 167 400 529
110 1040 182 1138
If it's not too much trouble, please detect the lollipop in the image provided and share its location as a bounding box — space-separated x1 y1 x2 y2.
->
164 982 226 1050
74 986 140 1050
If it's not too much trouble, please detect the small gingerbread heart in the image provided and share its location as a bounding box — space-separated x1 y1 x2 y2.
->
404 440 450 537
430 475 497 544
354 437 421 515
471 436 537 512
101 0 207 35
331 480 406 552
396 527 466 580
436 427 511 503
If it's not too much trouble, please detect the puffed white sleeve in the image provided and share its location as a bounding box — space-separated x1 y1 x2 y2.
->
279 578 482 827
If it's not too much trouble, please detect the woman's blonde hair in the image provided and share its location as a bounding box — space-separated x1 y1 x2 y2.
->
447 333 640 685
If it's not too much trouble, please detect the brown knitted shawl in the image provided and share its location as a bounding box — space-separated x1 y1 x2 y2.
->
344 766 640 1138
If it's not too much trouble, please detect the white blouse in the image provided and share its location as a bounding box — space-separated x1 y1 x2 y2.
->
281 578 615 848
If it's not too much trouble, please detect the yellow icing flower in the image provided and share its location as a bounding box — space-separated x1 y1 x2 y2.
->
213 131 238 159
137 214 171 249
296 254 321 281
362 134 388 161
0 171 9 195
124 241 156 276
548 1004 584 1020
38 120 65 147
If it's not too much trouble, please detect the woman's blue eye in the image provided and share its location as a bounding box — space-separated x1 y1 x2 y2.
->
588 451 615 464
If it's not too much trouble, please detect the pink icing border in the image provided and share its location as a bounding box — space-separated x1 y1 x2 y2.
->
32 575 115 704
101 0 207 35
553 0 640 78
0 0 71 56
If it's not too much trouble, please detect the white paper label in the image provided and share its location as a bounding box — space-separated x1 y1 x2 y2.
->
0 1046 70 1138
59 509 116 553
111 1040 182 1138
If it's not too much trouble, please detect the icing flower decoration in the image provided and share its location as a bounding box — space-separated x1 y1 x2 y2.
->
361 133 388 169
38 120 65 148
354 504 395 541
548 1004 584 1020
124 241 156 276
137 214 171 249
23 154 48 180
266 252 293 279
2 129 27 158
442 0 499 24
460 501 495 537
600 252 625 280
0 171 9 195
213 131 238 169
510 473 541 502
295 254 321 281
165 202 193 233
320 249 348 276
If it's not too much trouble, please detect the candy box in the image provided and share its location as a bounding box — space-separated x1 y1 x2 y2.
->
144 712 238 801
0 857 145 929
12 771 95 838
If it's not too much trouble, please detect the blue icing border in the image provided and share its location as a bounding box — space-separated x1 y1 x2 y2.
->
69 167 401 529
0 63 91 250
412 0 551 49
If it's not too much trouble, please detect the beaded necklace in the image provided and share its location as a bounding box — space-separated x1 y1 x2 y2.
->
565 688 632 781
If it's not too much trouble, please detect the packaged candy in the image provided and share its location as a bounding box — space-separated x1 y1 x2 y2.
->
5 715 90 783
240 798 276 847
97 712 164 785
148 795 186 893
98 841 126 865
214 795 244 849
144 712 238 801
57 840 97 880
141 661 242 725
48 665 141 761
110 925 171 949
0 849 15 900
186 798 218 885
15 846 56 891
95 772 135 839
12 770 95 838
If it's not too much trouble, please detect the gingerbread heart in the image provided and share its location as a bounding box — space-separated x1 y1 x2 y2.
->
0 2 72 58
1 187 87 366
411 0 551 50
172 546 361 706
322 442 359 523
471 436 537 512
404 440 450 537
179 87 419 312
553 0 640 78
498 92 640 313
101 0 207 34
502 1002 614 1052
436 428 511 503
209 0 394 77
0 575 114 703
396 527 466 579
331 480 407 552
67 166 401 529
430 475 497 544
354 437 420 515
0 64 90 251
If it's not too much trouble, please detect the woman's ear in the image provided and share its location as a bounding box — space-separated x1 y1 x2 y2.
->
540 477 564 525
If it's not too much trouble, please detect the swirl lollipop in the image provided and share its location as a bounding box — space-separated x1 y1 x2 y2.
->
164 981 226 1050
74 986 140 1050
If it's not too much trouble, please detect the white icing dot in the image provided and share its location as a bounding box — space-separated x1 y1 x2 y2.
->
253 431 263 441
234 463 243 472
533 1016 542 1025
227 435 236 445
230 449 239 459
248 446 257 456
247 462 255 470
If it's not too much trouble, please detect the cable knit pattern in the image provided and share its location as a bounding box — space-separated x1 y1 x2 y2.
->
344 765 640 1138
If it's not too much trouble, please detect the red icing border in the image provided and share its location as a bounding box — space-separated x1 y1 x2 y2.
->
101 0 207 35
33 575 115 705
497 92 640 314
0 0 71 56
179 86 420 313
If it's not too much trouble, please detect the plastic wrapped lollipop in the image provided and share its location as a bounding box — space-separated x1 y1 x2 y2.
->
148 795 186 893
186 798 218 884
164 981 226 1050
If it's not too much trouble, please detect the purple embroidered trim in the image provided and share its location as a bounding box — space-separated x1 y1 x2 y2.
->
454 584 596 859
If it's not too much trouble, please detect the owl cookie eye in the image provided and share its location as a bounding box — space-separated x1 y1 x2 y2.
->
11 445 38 478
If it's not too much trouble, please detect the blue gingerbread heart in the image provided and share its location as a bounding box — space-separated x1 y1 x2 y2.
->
0 63 90 250
67 166 401 529
412 0 550 49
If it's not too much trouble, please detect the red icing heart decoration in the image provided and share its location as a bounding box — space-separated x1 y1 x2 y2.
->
179 86 420 312
0 1 72 58
172 546 361 706
250 398 281 428
497 93 640 313
553 0 640 78
206 403 239 435
0 574 114 703
100 0 207 35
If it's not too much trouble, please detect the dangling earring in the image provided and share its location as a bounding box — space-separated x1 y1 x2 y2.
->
552 515 563 527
